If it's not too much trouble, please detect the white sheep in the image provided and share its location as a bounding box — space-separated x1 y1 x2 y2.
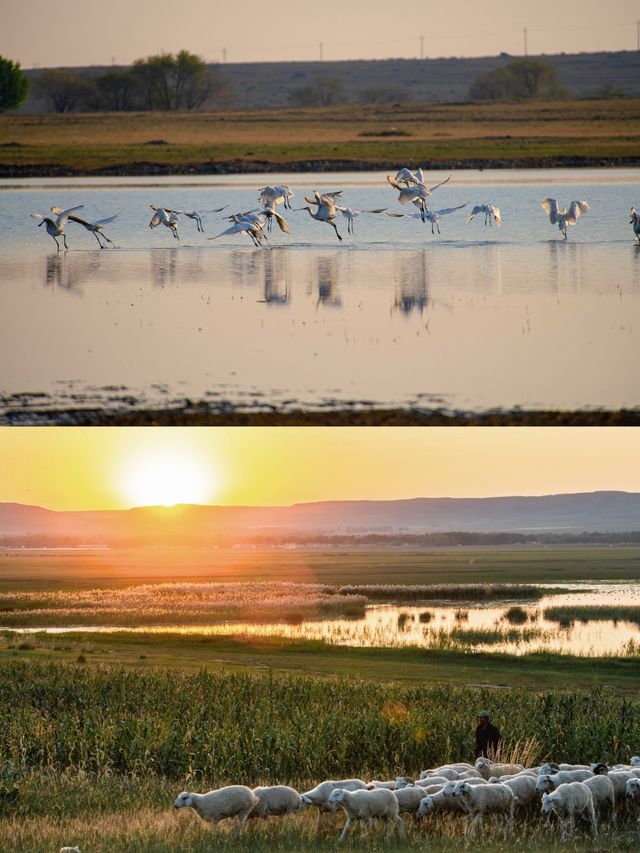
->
535 769 593 795
367 780 397 789
300 779 368 827
474 757 524 779
412 775 453 789
626 778 640 819
417 788 464 818
583 775 616 825
442 778 488 795
59 848 81 853
422 767 461 781
495 775 538 810
173 786 259 833
394 785 430 816
541 782 597 841
631 756 640 767
539 762 590 775
418 762 473 779
250 785 302 818
452 780 515 839
328 787 404 843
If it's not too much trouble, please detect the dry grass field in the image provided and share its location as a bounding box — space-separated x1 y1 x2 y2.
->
1 99 639 174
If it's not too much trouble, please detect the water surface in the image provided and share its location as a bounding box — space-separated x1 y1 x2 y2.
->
2 169 639 418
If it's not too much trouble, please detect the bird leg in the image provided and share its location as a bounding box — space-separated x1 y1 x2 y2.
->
62 234 69 250
330 221 343 242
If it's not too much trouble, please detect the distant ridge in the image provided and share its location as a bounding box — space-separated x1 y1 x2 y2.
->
1 492 639 541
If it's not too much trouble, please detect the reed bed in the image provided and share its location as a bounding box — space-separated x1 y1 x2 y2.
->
544 605 640 627
0 583 366 627
337 584 548 602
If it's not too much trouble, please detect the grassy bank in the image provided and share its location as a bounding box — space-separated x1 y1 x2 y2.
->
1 99 639 174
2 545 639 591
2 632 639 691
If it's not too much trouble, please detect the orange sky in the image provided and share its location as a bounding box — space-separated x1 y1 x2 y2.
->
0 427 638 510
2 1 636 67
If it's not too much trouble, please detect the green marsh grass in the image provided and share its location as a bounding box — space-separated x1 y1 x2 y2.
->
544 605 640 627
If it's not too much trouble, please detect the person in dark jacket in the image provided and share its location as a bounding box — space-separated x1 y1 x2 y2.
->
474 710 502 759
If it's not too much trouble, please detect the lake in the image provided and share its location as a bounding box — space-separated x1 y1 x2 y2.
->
1 169 639 421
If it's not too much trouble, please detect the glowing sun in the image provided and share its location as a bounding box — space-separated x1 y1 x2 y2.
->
121 449 216 507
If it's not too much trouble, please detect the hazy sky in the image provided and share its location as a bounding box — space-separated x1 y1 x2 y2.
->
0 427 639 510
2 1 637 68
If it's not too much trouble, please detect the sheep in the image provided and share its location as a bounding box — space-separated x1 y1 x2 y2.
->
394 785 431 817
494 775 538 811
367 780 397 790
59 849 81 853
300 779 368 828
173 786 259 833
417 788 464 818
474 757 525 779
396 775 451 789
422 767 461 781
539 762 590 775
583 775 616 825
452 780 515 839
442 778 488 794
328 787 404 843
489 770 537 783
250 785 302 818
626 778 640 819
535 769 593 796
458 768 484 779
541 782 597 841
418 763 473 779
631 756 640 767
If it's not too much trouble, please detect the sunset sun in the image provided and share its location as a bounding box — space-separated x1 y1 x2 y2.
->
121 449 217 507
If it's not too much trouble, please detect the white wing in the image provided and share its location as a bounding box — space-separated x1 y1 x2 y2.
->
541 198 561 224
93 214 120 227
31 213 46 221
54 205 84 227
565 201 589 225
431 203 468 217
427 174 452 193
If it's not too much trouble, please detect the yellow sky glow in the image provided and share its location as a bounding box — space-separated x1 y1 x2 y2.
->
0 427 639 511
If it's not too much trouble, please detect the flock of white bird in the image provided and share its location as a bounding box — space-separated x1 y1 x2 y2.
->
30 168 639 251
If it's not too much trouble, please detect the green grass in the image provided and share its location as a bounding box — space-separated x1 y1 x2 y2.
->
2 631 639 691
1 99 639 173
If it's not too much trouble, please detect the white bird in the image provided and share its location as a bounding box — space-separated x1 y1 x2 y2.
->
541 198 589 239
148 206 181 240
252 202 290 234
630 207 640 244
258 185 294 210
51 208 119 248
388 202 468 235
298 191 344 241
386 174 451 220
30 205 84 251
335 206 387 234
149 205 227 234
392 167 427 186
210 212 268 247
467 203 501 228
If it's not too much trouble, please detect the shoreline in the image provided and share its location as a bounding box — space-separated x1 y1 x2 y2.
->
3 406 640 426
2 155 639 179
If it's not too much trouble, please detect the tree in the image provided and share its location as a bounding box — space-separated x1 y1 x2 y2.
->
468 59 568 102
0 56 29 112
132 50 212 110
289 76 346 107
94 69 140 111
36 69 96 113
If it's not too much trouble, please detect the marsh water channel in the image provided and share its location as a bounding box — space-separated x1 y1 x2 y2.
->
1 169 640 420
11 584 640 657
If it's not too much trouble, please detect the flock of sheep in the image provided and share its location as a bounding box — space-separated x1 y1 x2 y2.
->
169 755 640 844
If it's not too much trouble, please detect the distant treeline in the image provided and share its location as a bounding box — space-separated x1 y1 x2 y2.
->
2 530 640 549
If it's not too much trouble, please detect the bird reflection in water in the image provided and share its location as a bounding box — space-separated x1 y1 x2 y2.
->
314 254 341 307
259 249 290 305
44 252 102 294
149 248 179 289
393 249 429 315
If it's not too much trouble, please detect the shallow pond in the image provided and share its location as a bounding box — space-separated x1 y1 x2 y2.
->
1 169 639 419
9 583 640 657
